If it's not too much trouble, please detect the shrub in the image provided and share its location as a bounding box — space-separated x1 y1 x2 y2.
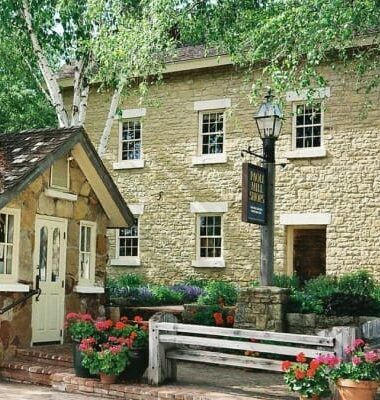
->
323 293 379 316
113 273 146 288
197 280 238 306
273 274 300 292
304 275 338 300
338 270 375 297
151 286 184 305
170 284 203 303
183 278 208 288
288 291 324 314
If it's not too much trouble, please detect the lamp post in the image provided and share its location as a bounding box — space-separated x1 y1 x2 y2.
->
254 90 283 286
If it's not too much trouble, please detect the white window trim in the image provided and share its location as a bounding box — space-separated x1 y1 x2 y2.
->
190 202 228 214
78 221 97 286
74 285 104 294
0 283 29 292
44 188 78 202
290 101 326 154
194 98 231 111
0 208 21 285
117 111 145 168
280 213 332 226
195 109 226 163
286 87 330 102
112 204 143 266
50 158 70 191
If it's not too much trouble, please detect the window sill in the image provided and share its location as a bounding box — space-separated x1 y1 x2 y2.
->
284 147 327 159
113 160 145 170
74 285 105 294
0 283 30 292
192 259 225 268
45 188 78 202
192 154 227 165
110 258 141 267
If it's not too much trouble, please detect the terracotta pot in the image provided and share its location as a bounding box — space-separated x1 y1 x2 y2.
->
337 379 379 400
99 373 117 384
299 395 320 400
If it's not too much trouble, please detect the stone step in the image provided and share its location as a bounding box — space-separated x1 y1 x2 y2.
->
15 348 73 367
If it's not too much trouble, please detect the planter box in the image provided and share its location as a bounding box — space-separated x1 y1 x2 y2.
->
182 303 235 326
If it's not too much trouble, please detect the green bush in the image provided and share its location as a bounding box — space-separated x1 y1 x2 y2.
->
338 270 375 297
288 291 324 314
197 280 238 306
151 286 184 305
304 275 338 300
273 274 300 292
323 293 380 316
183 278 208 288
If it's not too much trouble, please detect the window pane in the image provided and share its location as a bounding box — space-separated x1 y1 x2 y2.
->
39 226 48 282
85 226 91 252
80 253 90 280
7 215 14 243
198 215 222 259
0 214 5 243
294 102 322 149
80 226 86 252
51 228 60 282
121 119 142 160
5 246 12 274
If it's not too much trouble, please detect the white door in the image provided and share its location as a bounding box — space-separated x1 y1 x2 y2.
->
32 216 67 344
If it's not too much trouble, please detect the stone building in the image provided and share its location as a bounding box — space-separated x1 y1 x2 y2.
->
0 127 133 357
61 46 380 284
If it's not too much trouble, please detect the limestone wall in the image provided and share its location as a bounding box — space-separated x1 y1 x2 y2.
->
63 62 380 284
0 158 109 357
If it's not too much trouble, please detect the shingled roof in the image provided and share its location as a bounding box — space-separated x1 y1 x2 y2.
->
0 127 134 227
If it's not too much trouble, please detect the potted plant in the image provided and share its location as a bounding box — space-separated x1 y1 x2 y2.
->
65 312 96 378
330 339 380 400
80 335 133 384
112 316 149 381
282 352 334 399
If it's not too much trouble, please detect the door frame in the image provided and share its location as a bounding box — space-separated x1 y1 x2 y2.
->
31 215 68 345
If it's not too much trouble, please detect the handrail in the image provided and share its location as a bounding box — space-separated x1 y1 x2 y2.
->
0 275 41 315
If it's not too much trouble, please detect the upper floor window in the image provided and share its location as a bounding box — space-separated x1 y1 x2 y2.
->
200 111 224 155
0 208 20 282
121 119 142 161
50 157 69 190
293 103 323 149
79 221 96 285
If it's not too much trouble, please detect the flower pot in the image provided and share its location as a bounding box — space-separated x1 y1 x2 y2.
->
337 379 379 400
299 395 320 400
119 346 149 382
99 373 117 384
72 342 92 378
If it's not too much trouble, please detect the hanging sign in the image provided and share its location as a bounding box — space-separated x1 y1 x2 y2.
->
242 162 267 225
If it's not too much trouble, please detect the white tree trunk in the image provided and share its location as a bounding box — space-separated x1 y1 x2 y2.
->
78 82 90 127
71 59 85 126
97 84 123 157
21 0 70 127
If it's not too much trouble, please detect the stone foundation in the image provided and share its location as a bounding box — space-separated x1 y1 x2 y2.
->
234 286 289 332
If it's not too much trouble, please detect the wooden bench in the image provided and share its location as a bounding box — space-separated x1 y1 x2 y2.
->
147 312 343 386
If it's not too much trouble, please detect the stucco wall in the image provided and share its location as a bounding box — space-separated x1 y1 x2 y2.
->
0 157 109 358
63 62 380 284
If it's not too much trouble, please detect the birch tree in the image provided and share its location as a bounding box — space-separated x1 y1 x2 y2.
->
0 0 178 155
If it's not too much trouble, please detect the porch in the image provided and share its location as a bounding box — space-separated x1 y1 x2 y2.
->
0 344 295 399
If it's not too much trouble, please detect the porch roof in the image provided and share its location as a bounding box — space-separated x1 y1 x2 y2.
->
0 126 134 228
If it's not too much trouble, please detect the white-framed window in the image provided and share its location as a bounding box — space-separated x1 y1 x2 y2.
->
293 102 323 149
111 204 143 266
78 221 96 285
50 157 70 191
120 119 142 161
192 99 230 165
113 108 146 170
0 208 20 283
199 111 225 155
190 202 227 268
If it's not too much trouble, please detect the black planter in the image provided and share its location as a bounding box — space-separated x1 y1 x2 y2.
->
72 342 92 378
119 347 149 382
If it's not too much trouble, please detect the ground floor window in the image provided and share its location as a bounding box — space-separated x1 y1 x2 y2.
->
79 221 96 285
198 215 222 258
118 219 139 258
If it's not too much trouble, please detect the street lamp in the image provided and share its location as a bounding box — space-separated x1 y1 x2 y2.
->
254 90 283 286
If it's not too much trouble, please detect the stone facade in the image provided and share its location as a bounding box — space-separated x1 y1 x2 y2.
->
0 158 109 358
63 60 380 284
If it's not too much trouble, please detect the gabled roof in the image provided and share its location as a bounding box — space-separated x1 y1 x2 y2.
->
0 127 134 228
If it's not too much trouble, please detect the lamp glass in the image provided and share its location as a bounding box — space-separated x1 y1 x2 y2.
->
254 93 283 139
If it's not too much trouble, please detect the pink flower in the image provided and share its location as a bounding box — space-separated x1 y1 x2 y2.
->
95 319 113 331
108 336 118 342
364 351 378 363
315 354 341 367
344 345 352 355
352 356 362 365
109 345 122 354
354 338 365 348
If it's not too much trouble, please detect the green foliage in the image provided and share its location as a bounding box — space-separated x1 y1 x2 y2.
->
67 321 96 342
323 293 379 317
338 270 375 297
150 286 184 305
304 275 338 300
273 274 300 292
183 277 209 289
113 324 148 349
197 280 238 306
107 273 146 289
82 347 129 376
